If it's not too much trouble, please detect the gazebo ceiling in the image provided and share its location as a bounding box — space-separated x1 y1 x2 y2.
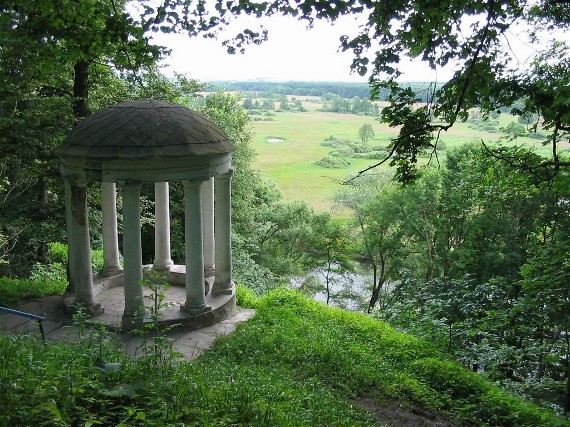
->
55 99 235 161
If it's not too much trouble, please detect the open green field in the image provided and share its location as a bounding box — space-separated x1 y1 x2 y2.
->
248 97 560 212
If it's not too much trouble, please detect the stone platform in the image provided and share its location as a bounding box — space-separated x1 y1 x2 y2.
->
64 265 237 331
0 285 254 360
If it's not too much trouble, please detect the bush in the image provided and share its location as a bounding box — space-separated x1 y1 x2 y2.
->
315 156 351 168
321 139 340 147
349 142 371 153
29 261 66 283
468 118 500 133
353 152 387 159
47 242 68 264
236 284 261 309
371 145 386 152
329 147 355 158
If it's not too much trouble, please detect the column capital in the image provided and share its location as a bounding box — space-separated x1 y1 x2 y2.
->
217 167 235 180
65 177 89 188
121 181 142 189
182 179 205 189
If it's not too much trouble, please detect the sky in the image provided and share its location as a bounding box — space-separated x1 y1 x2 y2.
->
152 14 453 83
152 12 566 84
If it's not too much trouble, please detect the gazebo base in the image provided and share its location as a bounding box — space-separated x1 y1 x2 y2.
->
62 266 236 332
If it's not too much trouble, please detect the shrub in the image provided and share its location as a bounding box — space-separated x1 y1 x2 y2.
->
236 284 261 309
371 145 386 152
329 147 355 158
353 152 386 159
315 156 351 168
349 142 371 153
321 139 340 147
47 242 68 264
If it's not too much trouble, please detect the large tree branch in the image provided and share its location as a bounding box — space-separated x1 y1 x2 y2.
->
344 0 501 184
344 122 452 183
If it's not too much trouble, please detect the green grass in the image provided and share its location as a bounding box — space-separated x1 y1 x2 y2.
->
1 288 567 426
249 105 565 212
252 110 389 212
0 277 67 307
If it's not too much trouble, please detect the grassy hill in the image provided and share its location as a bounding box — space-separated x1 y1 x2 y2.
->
2 288 568 426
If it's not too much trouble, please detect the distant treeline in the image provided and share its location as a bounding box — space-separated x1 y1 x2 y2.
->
207 81 435 102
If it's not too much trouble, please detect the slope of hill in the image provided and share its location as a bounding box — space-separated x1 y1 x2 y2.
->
1 288 568 426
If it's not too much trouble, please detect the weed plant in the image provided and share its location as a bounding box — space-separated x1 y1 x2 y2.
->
1 288 568 426
133 271 181 374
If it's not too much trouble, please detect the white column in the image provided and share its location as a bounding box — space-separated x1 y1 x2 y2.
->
100 182 121 276
64 179 98 311
213 169 234 295
64 179 77 295
181 180 211 314
153 181 173 271
201 177 215 276
122 182 144 321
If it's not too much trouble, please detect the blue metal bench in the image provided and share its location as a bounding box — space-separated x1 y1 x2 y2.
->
0 306 46 343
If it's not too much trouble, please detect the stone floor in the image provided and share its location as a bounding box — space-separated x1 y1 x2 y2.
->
0 286 255 360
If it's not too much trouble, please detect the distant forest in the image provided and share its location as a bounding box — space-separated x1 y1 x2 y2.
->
208 81 435 102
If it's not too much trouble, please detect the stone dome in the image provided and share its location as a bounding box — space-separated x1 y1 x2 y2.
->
55 99 235 183
55 99 235 161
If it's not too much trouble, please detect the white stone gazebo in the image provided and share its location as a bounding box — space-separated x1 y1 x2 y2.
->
55 99 236 330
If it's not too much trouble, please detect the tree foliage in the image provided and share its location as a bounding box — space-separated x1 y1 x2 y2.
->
339 143 570 412
358 123 375 144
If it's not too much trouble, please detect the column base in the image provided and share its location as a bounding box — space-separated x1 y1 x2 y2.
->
122 312 145 330
212 281 234 296
66 300 105 317
98 266 123 278
180 304 212 316
152 260 174 271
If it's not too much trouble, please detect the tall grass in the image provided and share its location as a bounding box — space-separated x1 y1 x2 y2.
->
0 277 66 307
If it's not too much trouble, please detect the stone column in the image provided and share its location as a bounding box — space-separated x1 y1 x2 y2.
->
100 182 121 276
201 177 215 276
213 169 234 295
153 182 173 271
64 179 100 313
122 182 144 322
181 180 211 314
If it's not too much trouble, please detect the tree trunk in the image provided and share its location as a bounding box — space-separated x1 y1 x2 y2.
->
564 359 570 414
73 60 90 118
367 262 378 314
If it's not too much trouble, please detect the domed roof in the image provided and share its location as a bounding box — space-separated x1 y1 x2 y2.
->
55 99 235 160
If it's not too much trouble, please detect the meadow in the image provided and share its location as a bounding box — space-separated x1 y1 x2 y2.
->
249 96 560 212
